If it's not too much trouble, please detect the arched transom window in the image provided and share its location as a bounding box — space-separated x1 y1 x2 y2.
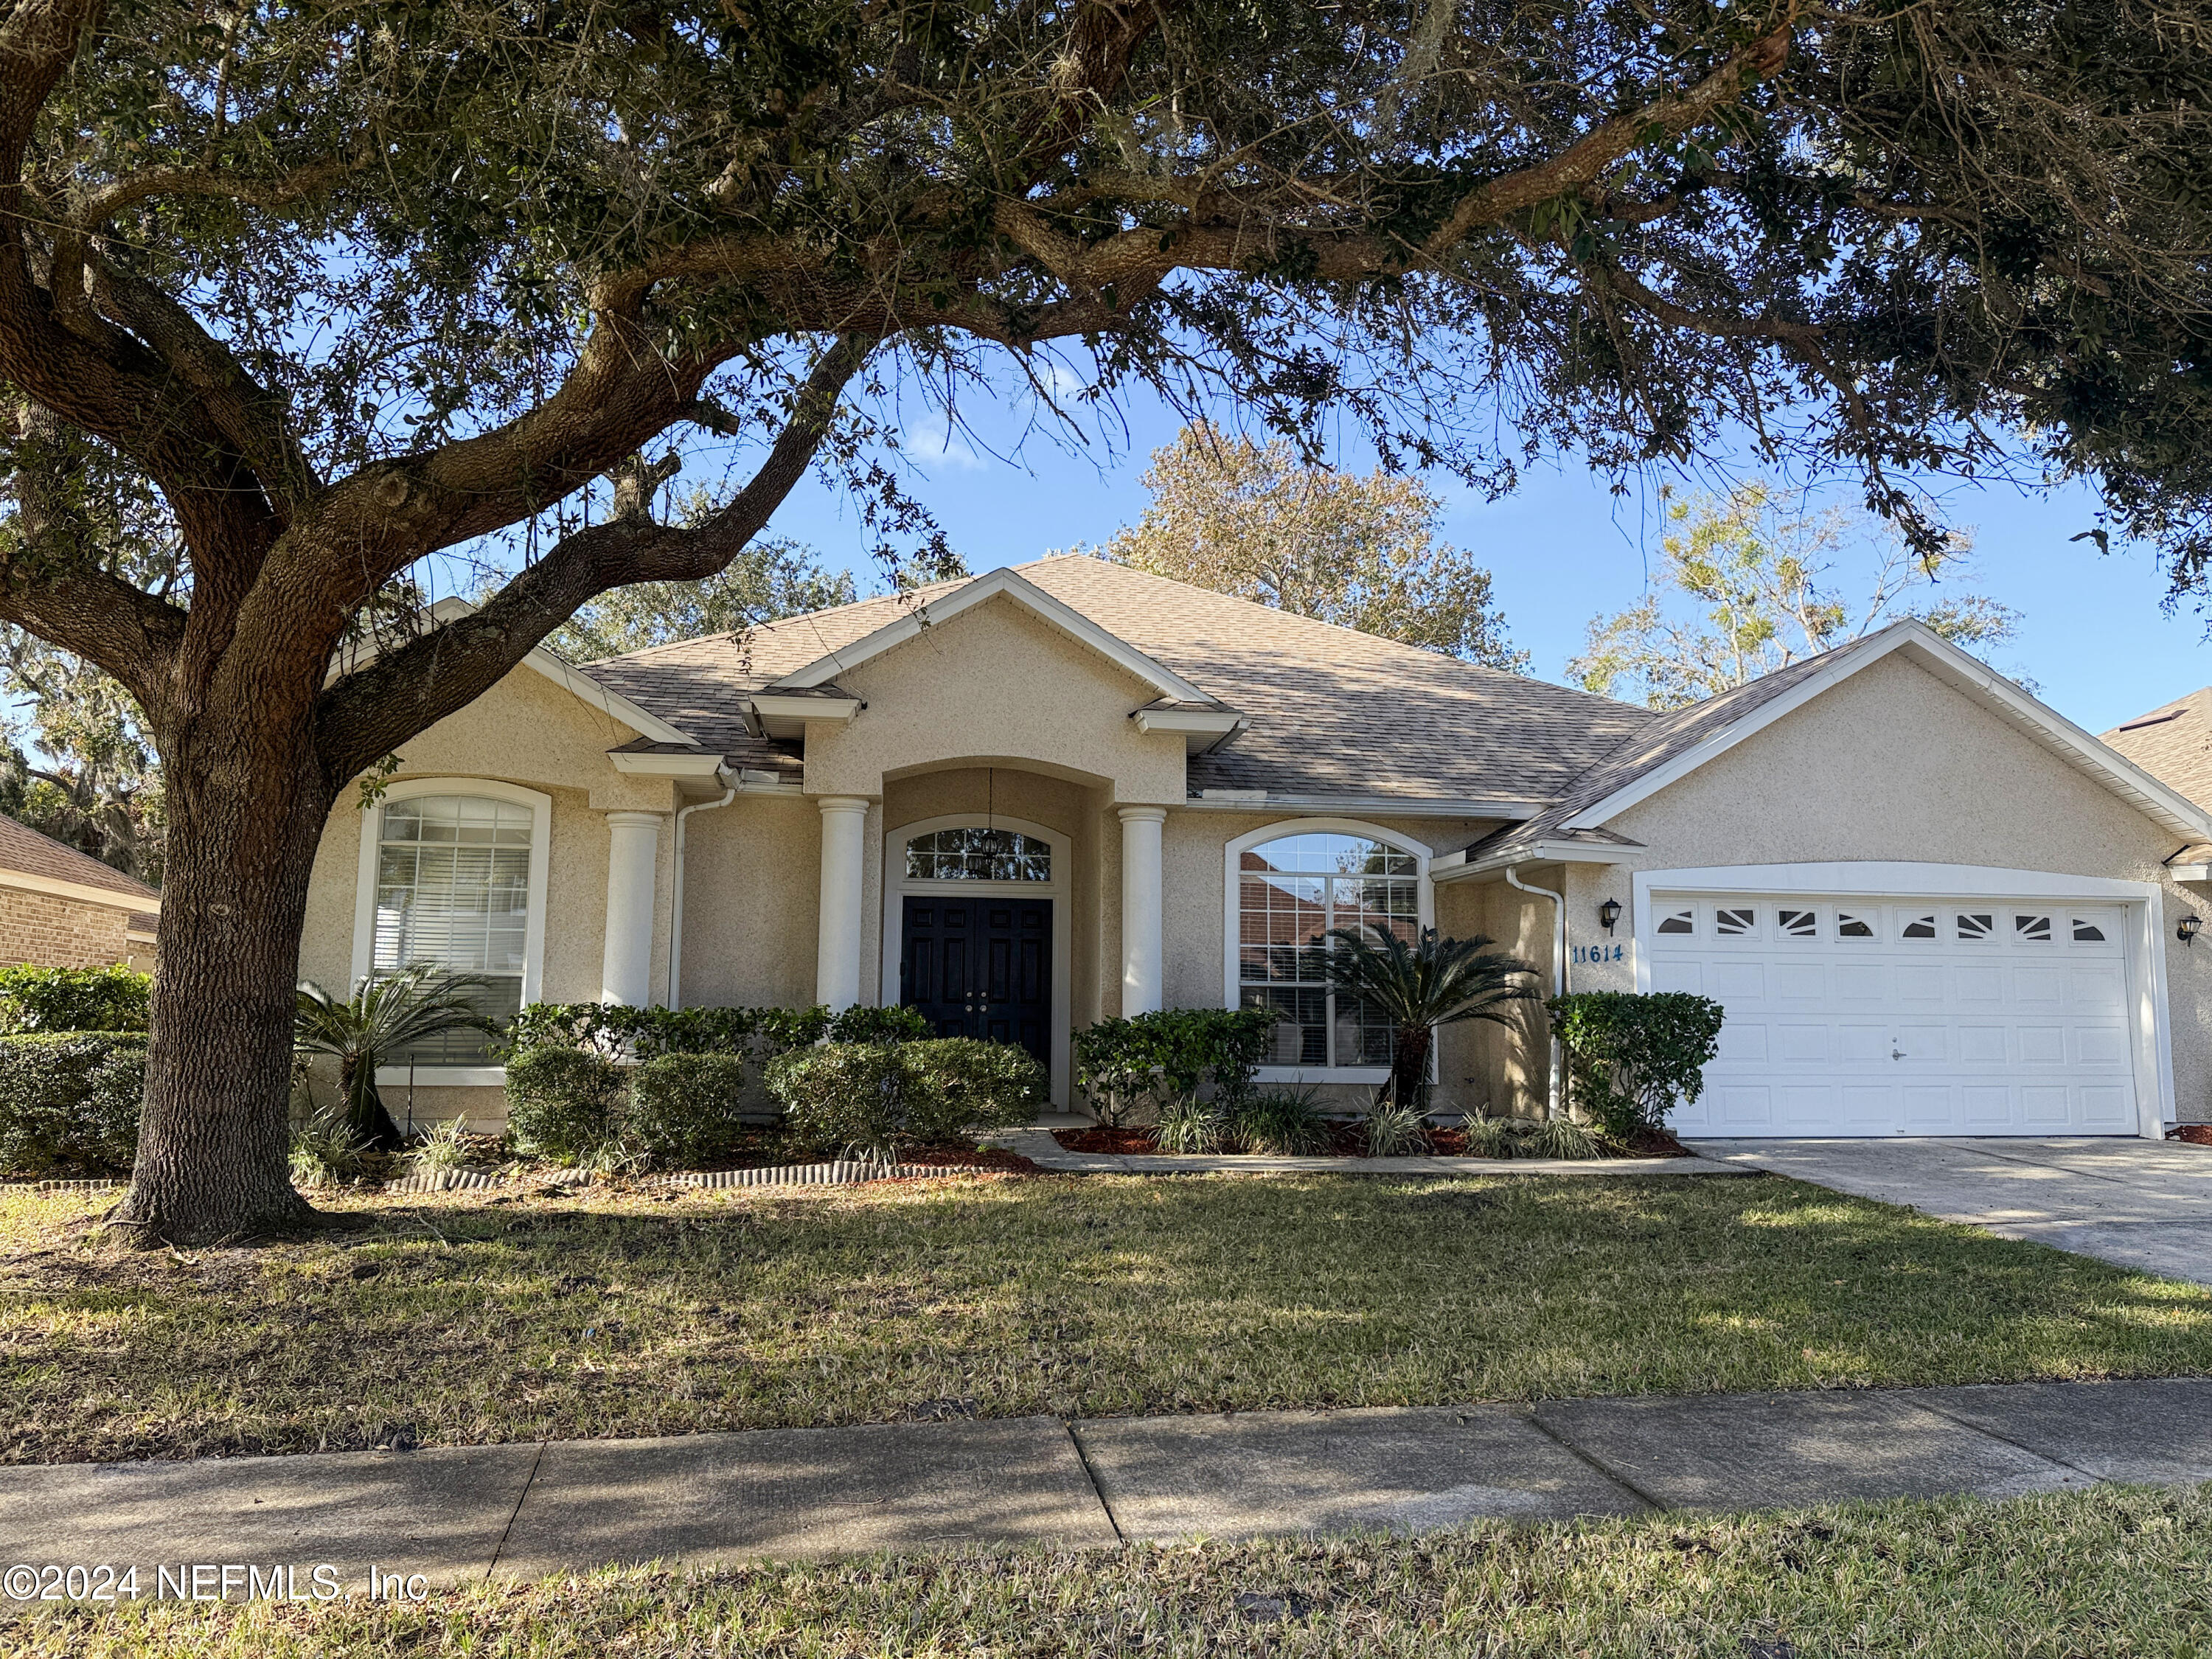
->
372 793 534 1061
905 826 1052 883
1237 830 1419 1068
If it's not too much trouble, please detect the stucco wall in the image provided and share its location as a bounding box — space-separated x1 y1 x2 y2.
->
301 664 676 1006
801 595 1189 804
675 793 820 1008
1530 650 2212 1123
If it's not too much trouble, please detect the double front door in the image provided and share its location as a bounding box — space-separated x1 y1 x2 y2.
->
900 895 1052 1072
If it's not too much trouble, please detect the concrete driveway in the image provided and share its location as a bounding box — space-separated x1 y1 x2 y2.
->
1687 1137 2212 1284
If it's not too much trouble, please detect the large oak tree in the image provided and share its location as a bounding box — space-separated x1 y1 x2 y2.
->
1 0 2209 1241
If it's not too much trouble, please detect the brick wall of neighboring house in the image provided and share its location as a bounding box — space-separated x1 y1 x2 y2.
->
0 885 135 967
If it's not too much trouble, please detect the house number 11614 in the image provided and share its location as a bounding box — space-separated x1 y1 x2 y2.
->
1571 944 1624 964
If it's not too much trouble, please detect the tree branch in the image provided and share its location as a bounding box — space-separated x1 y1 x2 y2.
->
311 334 874 782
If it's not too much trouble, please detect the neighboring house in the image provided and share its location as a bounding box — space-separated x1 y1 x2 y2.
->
0 812 159 972
298 554 2212 1138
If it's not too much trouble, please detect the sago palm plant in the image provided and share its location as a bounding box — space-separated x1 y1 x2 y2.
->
1321 926 1540 1113
294 967 497 1150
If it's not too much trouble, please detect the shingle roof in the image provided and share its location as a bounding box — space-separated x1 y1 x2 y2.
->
582 554 1655 799
1461 641 1870 861
2101 689 2212 810
0 813 159 902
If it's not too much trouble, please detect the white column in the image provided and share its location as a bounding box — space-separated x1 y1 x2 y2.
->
1119 805 1167 1016
815 796 871 1009
599 811 664 1006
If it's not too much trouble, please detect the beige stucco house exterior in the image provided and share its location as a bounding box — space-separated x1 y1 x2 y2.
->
299 554 2212 1137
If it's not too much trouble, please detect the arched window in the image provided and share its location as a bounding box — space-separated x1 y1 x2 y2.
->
905 826 1052 883
1235 829 1422 1069
365 790 541 1064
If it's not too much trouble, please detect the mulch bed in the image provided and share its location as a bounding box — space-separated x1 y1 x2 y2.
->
1054 1121 1691 1161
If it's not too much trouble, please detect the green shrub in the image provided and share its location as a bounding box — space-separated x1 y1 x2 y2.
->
629 1051 750 1166
503 1046 627 1164
1072 1007 1281 1125
291 1106 367 1188
0 965 151 1034
901 1038 1046 1141
0 1032 147 1175
1361 1100 1430 1157
403 1116 476 1177
1548 991 1727 1139
1458 1114 1518 1159
1155 1099 1228 1153
765 1043 917 1159
1520 1116 1608 1161
825 1004 933 1045
1229 1090 1330 1155
504 1000 930 1062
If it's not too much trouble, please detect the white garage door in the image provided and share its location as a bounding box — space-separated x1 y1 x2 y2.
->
1649 894 2141 1136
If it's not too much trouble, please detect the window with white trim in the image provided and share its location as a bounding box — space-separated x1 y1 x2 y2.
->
1237 830 1418 1068
372 794 534 1062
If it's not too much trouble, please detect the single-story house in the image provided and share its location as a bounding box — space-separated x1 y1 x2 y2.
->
0 812 159 973
298 554 2212 1137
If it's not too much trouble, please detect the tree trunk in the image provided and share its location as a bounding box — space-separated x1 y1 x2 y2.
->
1389 1023 1433 1111
107 727 334 1245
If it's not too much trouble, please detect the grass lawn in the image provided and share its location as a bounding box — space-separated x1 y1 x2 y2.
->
10 1484 2212 1656
4 1169 2211 1464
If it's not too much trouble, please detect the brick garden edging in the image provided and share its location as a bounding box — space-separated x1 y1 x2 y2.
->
13 1163 1000 1200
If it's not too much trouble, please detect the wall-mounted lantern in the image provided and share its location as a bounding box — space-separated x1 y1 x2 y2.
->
2182 914 2202 947
1599 897 1623 936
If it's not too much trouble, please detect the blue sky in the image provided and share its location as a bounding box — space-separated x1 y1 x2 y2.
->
744 380 2212 739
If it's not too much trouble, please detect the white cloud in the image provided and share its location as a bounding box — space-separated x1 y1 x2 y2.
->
904 411 987 472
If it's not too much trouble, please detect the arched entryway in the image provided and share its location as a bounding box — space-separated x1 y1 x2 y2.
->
880 812 1073 1104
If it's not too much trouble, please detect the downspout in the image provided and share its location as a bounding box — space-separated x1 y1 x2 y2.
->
1505 863 1566 1120
667 771 739 1010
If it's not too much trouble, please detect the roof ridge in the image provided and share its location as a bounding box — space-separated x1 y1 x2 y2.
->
1013 550 1644 711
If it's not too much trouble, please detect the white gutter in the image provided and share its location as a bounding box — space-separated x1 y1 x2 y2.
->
1505 864 1566 1121
667 773 739 1009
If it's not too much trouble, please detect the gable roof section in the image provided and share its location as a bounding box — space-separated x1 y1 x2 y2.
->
771 566 1224 708
0 813 159 908
2101 687 2212 810
388 599 707 752
1461 621 2212 868
584 554 1655 799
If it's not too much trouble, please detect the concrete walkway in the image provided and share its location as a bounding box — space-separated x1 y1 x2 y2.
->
6 1378 2211 1593
987 1126 1745 1178
1689 1137 2212 1285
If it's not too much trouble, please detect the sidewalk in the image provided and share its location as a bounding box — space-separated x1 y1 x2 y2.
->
5 1378 2209 1592
988 1126 1748 1178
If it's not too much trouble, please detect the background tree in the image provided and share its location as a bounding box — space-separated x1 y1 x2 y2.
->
0 1 2209 1241
1095 424 1529 669
1569 482 2023 709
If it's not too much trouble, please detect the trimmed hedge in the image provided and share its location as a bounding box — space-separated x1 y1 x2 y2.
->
0 1032 147 1175
0 965 150 1035
1071 1007 1280 1126
503 1046 629 1164
504 1000 928 1060
629 1051 750 1166
768 1037 1046 1158
1548 990 1727 1138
